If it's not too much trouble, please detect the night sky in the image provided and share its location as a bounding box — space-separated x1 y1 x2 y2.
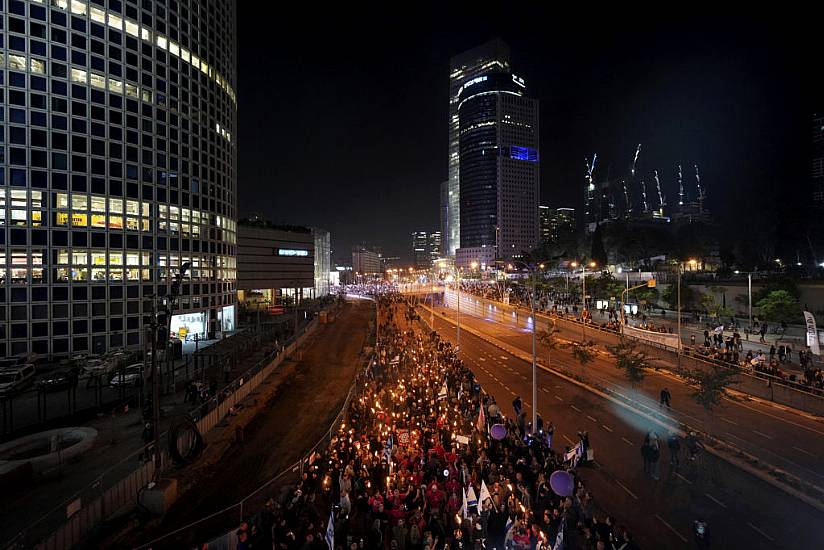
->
237 10 819 265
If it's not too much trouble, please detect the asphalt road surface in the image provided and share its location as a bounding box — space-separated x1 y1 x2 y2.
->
421 303 824 550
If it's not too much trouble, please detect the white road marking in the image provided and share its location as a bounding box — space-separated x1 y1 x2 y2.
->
554 395 563 402
570 404 582 412
601 425 613 433
747 522 775 542
752 429 773 440
621 437 634 446
719 417 738 425
500 355 508 360
616 480 639 500
675 472 693 485
655 515 687 543
541 388 550 393
562 434 574 445
586 415 597 422
704 493 727 508
479 357 486 361
792 446 817 458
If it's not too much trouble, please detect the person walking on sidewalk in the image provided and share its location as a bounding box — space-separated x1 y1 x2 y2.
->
659 387 671 409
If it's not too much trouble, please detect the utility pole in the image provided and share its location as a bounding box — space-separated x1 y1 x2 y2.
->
149 298 161 479
531 269 537 435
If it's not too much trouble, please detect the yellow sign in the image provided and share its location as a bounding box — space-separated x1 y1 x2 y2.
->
647 279 657 288
57 212 88 226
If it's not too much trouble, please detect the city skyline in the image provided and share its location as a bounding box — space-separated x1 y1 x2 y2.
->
237 11 821 264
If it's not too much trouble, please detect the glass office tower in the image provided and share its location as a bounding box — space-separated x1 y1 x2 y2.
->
0 0 237 358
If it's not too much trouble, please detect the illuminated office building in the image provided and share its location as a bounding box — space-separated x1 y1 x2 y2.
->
1 0 237 357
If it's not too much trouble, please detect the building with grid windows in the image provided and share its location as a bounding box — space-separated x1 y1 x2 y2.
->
1 0 237 358
455 71 539 267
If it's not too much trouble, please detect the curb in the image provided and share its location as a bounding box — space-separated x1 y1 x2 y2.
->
418 303 824 515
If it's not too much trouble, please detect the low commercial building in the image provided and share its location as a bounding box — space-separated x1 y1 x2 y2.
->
236 220 330 307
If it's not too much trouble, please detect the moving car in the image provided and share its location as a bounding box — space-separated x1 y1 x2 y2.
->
0 365 37 395
109 364 145 387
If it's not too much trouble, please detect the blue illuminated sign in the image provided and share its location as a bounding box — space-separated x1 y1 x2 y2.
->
276 248 309 257
510 146 538 162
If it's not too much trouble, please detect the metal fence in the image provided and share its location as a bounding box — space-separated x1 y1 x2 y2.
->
5 319 320 550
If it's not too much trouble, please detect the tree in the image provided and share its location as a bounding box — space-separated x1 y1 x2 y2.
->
661 283 698 311
536 322 562 374
688 364 737 439
756 290 802 324
610 340 649 387
566 341 597 380
699 286 733 319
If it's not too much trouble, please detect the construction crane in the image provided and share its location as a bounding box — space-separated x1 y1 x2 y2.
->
677 164 685 206
695 164 705 213
653 169 666 209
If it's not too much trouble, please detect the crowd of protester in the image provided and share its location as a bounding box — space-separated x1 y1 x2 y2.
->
225 291 638 549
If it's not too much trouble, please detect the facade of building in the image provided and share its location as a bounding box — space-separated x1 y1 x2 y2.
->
539 205 551 244
447 39 511 257
814 113 824 206
237 223 314 307
456 71 539 266
549 207 575 242
439 180 449 254
313 228 331 298
352 245 380 275
412 231 429 270
428 230 442 264
1 0 238 357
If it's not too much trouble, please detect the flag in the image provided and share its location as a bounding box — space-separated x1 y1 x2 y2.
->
438 382 448 400
325 508 335 549
466 485 478 511
479 480 492 507
504 515 514 535
461 487 468 518
804 311 821 355
476 403 486 433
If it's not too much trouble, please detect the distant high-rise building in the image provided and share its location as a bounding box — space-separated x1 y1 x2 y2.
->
352 246 381 275
550 208 575 242
440 180 449 253
455 70 539 266
411 231 430 270
814 113 824 206
447 39 511 257
429 231 443 264
539 205 552 244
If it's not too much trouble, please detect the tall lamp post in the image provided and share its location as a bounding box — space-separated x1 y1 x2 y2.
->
570 260 597 343
507 260 546 435
734 270 754 333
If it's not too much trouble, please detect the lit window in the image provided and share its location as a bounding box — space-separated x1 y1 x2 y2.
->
57 193 69 208
91 268 106 281
169 42 180 57
156 36 168 50
141 203 150 217
127 268 141 281
32 212 43 227
170 206 179 219
91 214 106 228
126 84 139 99
71 68 88 84
126 217 139 231
90 6 106 24
141 89 153 103
72 195 88 210
107 14 123 30
11 210 28 225
58 250 70 265
141 220 150 232
70 0 87 15
90 73 106 89
125 20 139 37
140 27 151 41
109 198 123 214
53 0 69 8
109 252 123 266
191 55 200 69
108 216 123 229
72 250 88 265
108 78 123 94
30 59 46 74
56 268 70 282
91 196 106 212
91 251 106 266
9 55 27 71
180 48 191 63
71 213 88 227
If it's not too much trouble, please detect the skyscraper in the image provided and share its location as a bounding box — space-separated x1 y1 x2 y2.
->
439 180 448 253
428 231 442 264
411 231 430 270
447 39 510 257
550 208 575 243
539 205 551 244
1 0 237 358
455 71 539 267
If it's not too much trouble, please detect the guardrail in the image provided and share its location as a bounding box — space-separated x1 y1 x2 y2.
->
442 290 824 416
6 319 321 550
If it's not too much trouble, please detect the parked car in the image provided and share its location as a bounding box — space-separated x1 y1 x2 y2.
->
0 365 37 395
109 364 145 387
36 370 79 392
83 358 117 378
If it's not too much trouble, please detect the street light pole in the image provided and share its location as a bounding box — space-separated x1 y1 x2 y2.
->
531 269 537 435
581 265 587 343
677 264 682 370
748 273 753 331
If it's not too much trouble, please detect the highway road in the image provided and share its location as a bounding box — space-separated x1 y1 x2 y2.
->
419 302 824 550
429 295 824 487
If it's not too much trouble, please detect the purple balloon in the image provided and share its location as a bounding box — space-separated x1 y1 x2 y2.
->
490 424 507 441
549 470 574 497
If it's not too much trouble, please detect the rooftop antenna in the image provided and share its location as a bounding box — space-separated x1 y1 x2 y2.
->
677 164 684 206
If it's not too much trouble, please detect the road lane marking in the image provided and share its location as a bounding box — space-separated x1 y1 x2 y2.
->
500 355 508 360
752 429 773 440
792 446 817 458
586 415 597 422
719 417 738 425
570 404 582 412
601 425 613 432
747 522 775 542
621 437 634 446
541 388 550 393
562 434 574 445
704 493 727 508
479 357 486 361
675 472 693 485
554 395 563 401
616 480 638 500
655 515 687 543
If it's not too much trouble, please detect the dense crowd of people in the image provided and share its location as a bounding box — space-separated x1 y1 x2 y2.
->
226 292 637 549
